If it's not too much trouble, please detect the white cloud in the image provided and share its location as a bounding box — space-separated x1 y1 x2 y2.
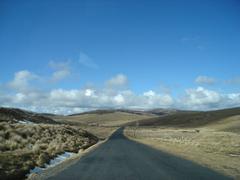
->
143 90 173 108
2 70 240 115
143 90 156 97
85 89 95 97
2 85 240 114
1 86 175 114
8 70 37 92
51 69 70 82
106 74 128 89
113 94 125 105
79 52 98 69
183 87 220 108
49 61 70 82
223 93 240 107
180 87 240 110
195 75 216 85
15 93 26 103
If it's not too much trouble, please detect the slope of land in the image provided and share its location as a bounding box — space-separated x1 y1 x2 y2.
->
0 107 99 180
52 110 156 127
133 107 240 127
0 122 98 180
0 107 58 124
124 107 240 178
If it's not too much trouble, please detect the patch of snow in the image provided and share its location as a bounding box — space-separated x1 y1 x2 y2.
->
229 154 240 157
46 152 74 167
15 119 35 124
28 152 76 176
29 167 43 174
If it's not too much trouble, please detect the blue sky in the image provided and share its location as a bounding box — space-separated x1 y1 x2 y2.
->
0 0 240 114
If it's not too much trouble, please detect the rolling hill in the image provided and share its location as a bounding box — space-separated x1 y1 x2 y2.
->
134 107 240 129
52 110 157 127
0 107 58 124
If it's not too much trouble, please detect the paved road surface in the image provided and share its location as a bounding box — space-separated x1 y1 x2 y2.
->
48 128 232 180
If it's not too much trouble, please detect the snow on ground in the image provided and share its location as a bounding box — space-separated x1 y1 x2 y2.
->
14 119 35 124
46 152 75 167
28 152 76 175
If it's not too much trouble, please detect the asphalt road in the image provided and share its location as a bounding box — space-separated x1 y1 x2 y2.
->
48 128 232 180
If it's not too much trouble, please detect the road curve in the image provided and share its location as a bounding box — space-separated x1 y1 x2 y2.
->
48 128 232 180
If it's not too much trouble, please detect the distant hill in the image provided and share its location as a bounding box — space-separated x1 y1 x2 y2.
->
146 108 193 115
68 108 176 117
69 109 118 116
54 108 195 127
0 107 58 124
54 109 157 127
2 106 239 129
134 107 240 128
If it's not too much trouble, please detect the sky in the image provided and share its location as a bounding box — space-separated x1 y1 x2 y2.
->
0 0 240 114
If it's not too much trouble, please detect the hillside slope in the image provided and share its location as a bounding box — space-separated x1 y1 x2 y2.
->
0 107 58 124
135 107 240 128
0 122 98 180
53 110 156 127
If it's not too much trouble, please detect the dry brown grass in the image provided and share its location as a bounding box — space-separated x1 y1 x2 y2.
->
124 126 240 179
205 115 240 133
78 125 117 140
134 107 240 127
52 111 155 127
0 122 98 180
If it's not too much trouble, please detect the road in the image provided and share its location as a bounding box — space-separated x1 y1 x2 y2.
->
48 128 232 180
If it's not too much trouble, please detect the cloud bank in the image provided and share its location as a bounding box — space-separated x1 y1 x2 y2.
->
1 70 240 115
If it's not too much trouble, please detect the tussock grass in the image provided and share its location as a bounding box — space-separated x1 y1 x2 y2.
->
0 122 98 180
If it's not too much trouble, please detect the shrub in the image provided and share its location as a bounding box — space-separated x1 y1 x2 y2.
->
5 140 19 150
32 144 40 154
37 153 50 167
11 133 22 143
